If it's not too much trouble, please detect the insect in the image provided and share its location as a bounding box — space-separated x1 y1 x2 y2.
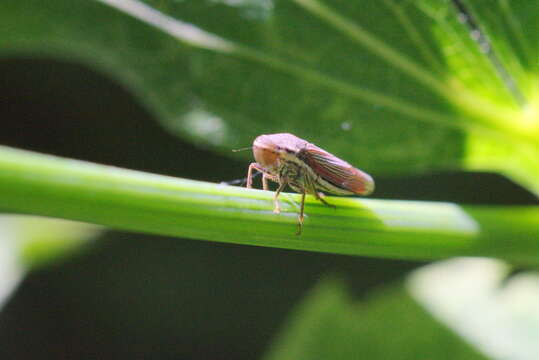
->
245 133 374 235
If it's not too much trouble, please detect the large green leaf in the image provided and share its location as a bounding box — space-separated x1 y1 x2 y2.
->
0 215 100 311
263 276 488 360
409 258 539 360
264 258 539 359
3 0 538 187
0 1 467 172
416 0 539 193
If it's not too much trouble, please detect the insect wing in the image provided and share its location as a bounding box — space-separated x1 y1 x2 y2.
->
302 144 374 195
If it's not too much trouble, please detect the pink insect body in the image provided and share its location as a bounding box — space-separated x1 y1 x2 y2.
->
246 133 374 234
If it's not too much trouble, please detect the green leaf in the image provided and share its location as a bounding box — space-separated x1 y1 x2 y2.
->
416 0 539 194
264 258 539 359
0 0 460 175
409 258 539 359
0 215 99 310
1 145 538 264
3 0 539 189
9 216 102 269
262 276 488 360
0 219 24 309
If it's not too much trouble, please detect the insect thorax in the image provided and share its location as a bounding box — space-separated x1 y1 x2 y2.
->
277 156 317 194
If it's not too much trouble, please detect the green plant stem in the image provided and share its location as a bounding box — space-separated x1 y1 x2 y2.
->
0 145 537 264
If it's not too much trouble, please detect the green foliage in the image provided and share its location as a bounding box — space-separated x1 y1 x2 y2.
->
0 145 538 264
264 276 488 360
265 258 539 359
0 0 462 174
4 0 538 187
0 0 538 358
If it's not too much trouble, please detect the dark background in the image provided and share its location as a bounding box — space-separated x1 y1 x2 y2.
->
0 57 536 359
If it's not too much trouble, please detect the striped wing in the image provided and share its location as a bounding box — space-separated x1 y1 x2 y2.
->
302 144 374 195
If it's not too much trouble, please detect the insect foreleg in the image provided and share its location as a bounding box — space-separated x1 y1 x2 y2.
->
247 163 267 189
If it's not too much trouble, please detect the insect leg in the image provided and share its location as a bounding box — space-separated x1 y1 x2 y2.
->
247 163 266 189
315 192 336 209
262 173 279 191
273 181 287 214
296 191 306 235
262 174 269 190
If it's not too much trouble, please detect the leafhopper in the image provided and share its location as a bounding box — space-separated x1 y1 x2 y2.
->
245 133 374 234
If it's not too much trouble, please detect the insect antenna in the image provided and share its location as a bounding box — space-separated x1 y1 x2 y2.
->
232 147 253 152
224 147 256 186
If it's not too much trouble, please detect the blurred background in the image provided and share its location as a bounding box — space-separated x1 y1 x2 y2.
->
0 57 418 359
0 57 536 359
1 0 539 358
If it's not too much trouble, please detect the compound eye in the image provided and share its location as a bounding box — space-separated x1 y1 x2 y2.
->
253 146 279 168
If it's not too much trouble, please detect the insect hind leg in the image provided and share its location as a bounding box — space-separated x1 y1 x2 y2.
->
273 181 288 214
296 192 306 236
262 173 279 191
316 192 336 209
